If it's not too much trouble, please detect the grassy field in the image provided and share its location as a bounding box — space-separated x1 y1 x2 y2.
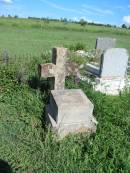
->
0 18 130 57
0 18 130 172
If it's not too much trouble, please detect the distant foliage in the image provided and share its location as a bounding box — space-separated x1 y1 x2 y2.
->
14 15 18 18
79 19 87 26
122 24 127 29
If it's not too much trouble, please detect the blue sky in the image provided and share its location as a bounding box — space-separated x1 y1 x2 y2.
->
0 0 130 26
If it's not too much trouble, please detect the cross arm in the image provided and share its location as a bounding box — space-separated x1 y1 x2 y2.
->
38 63 56 78
65 62 79 76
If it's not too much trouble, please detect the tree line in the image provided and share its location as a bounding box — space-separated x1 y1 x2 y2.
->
0 14 130 29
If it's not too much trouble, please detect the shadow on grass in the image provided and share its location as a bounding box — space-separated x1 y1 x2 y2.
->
28 75 80 132
0 160 13 173
28 76 51 131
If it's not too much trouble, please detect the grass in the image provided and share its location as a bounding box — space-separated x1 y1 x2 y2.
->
0 62 130 172
0 17 130 58
0 18 130 172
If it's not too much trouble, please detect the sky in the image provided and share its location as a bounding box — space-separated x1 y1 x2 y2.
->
0 0 130 26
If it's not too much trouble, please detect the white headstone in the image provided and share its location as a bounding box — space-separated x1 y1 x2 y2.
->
85 48 129 95
100 48 128 78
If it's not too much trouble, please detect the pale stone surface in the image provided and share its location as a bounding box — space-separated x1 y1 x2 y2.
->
95 78 126 95
85 48 129 95
95 37 116 61
86 63 100 76
95 37 116 51
101 48 128 78
39 47 98 138
39 47 67 90
75 50 87 57
46 89 97 138
39 47 79 90
86 48 129 78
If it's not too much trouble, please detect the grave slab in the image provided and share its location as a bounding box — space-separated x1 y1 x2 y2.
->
39 47 98 138
46 89 97 138
86 63 100 76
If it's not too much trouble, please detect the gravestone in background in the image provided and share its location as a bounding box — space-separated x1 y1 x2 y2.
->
95 37 116 62
86 48 129 95
95 37 116 51
100 48 128 78
39 47 97 138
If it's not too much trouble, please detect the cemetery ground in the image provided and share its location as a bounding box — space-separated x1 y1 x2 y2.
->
0 18 130 56
0 18 130 172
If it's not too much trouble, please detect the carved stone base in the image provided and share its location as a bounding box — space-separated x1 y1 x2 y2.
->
46 89 97 138
94 77 127 95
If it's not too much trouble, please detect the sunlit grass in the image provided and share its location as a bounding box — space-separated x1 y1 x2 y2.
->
0 18 130 172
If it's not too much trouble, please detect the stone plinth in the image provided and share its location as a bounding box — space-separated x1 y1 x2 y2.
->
86 63 100 76
85 48 129 95
94 77 126 95
46 89 97 138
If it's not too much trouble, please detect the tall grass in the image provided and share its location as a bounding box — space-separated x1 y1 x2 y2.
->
0 17 130 57
0 51 130 172
0 17 130 35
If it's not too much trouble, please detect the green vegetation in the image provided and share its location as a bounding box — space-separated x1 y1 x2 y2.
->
0 17 130 57
0 18 130 172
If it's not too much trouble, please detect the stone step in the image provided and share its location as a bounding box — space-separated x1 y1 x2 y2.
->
85 63 100 76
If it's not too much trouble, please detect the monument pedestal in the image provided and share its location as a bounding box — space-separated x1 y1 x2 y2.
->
85 48 129 95
94 77 126 95
46 89 97 138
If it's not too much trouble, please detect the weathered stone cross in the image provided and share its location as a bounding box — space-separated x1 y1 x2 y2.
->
38 47 79 90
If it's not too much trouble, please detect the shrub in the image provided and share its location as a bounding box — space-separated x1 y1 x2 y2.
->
79 19 87 27
68 54 87 66
67 42 86 51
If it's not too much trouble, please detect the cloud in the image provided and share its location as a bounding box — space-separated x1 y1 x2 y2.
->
82 4 114 16
40 0 84 15
82 8 103 16
40 0 114 18
0 0 13 4
123 16 130 25
80 17 94 23
115 6 125 10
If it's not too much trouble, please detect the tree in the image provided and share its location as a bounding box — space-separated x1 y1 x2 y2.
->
14 15 18 18
8 14 12 18
79 19 87 26
122 24 127 29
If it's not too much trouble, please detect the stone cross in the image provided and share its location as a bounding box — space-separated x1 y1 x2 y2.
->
39 47 79 90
